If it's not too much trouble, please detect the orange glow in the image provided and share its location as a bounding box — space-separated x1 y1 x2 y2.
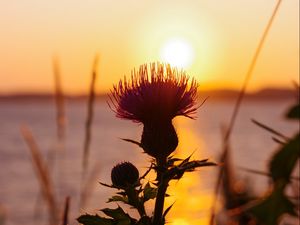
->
163 117 220 225
0 1 298 94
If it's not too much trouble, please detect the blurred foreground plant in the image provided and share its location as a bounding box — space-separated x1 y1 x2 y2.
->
218 93 300 225
77 63 216 225
246 96 300 224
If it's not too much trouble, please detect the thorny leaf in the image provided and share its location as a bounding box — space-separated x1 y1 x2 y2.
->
143 183 157 202
167 157 182 167
167 159 216 180
163 202 176 218
77 214 114 225
99 182 115 189
116 191 127 196
107 195 128 204
139 164 154 180
101 207 131 221
121 138 142 147
178 153 194 166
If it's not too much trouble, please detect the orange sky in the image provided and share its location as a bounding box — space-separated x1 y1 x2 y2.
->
0 0 298 95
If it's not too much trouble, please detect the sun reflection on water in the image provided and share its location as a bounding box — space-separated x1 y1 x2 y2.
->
165 117 217 225
172 218 190 225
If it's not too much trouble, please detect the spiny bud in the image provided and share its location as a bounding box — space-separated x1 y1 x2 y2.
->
111 162 139 189
141 120 178 161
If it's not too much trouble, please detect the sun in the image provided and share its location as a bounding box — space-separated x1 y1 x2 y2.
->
160 38 195 69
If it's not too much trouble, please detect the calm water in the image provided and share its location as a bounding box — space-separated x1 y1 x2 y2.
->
0 99 298 225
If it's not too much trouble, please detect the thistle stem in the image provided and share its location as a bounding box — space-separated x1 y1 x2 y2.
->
153 158 168 225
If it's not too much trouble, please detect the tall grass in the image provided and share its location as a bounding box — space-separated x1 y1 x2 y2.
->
53 56 66 145
209 0 283 224
79 55 100 209
20 125 59 225
82 56 99 175
30 57 67 223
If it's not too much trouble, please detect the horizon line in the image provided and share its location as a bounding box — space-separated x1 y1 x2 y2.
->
0 86 296 97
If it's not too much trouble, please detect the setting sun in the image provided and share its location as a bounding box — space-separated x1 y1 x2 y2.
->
160 38 195 69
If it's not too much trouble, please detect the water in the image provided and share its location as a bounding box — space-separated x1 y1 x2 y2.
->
0 98 298 225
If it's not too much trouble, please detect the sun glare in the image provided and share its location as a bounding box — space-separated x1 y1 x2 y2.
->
160 38 195 69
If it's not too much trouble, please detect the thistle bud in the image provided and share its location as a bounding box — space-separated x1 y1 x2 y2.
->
111 162 139 189
141 120 178 161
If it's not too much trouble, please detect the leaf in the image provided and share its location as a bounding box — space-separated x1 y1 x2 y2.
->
270 133 300 184
143 183 157 202
116 191 127 196
121 138 142 147
179 154 193 166
249 185 297 225
99 182 115 188
139 164 154 180
163 202 175 218
167 157 182 167
286 103 300 120
101 207 132 224
167 159 217 180
107 195 128 204
77 214 113 225
251 119 288 140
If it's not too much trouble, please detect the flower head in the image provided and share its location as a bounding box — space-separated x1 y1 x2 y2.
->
110 63 198 124
110 63 199 161
111 162 139 189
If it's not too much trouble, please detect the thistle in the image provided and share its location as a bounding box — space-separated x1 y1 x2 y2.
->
78 63 216 225
110 62 198 163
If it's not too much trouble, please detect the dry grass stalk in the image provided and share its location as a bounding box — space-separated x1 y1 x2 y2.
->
32 58 67 223
209 0 283 224
61 196 70 225
20 125 58 225
52 56 67 201
33 148 61 222
82 55 99 175
53 56 66 143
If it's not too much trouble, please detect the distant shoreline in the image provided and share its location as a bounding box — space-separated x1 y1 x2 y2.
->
0 88 298 102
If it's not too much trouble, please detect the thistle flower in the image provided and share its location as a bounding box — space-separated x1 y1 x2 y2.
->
111 162 139 189
110 63 198 161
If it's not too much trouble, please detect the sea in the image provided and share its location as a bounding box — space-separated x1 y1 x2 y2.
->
0 98 299 225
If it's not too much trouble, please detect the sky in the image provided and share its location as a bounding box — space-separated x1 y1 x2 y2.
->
0 0 298 95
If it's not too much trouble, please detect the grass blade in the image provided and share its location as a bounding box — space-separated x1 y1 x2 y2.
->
61 196 70 225
251 119 289 141
209 1 283 224
82 55 99 175
239 166 300 181
53 56 66 144
20 125 58 225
